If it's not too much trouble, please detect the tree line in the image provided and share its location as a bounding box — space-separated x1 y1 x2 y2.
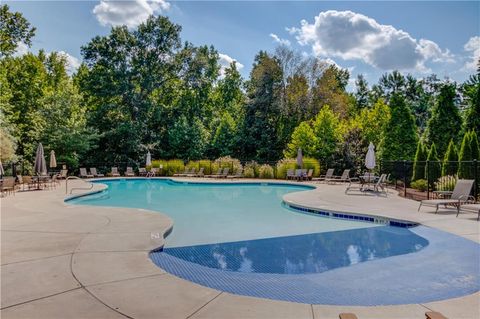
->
1 6 479 174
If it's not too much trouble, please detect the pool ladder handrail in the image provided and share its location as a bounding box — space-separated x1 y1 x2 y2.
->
65 176 94 194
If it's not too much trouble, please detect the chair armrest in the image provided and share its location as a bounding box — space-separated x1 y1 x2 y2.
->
458 195 476 204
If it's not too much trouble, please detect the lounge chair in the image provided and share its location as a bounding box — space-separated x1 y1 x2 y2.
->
57 169 68 179
418 179 474 214
457 203 480 220
312 168 334 182
294 169 303 181
327 169 351 183
374 173 388 194
149 167 159 176
79 168 93 178
339 313 358 319
195 167 205 177
305 169 313 181
185 168 197 177
219 167 229 178
205 168 222 178
90 167 104 177
425 311 447 319
227 168 243 179
111 167 121 177
125 167 135 177
286 169 295 180
138 167 147 176
174 168 190 177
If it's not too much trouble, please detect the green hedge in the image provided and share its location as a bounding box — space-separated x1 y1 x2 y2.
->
259 164 274 179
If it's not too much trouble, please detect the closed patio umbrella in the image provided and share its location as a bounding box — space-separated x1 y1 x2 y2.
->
49 150 57 169
34 143 47 176
365 142 376 170
146 151 152 167
296 148 303 168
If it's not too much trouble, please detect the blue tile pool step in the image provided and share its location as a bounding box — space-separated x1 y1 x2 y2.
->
284 203 417 228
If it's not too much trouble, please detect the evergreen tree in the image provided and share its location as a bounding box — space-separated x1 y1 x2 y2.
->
425 83 462 156
168 116 209 160
412 141 427 181
211 113 237 157
426 143 441 187
470 130 480 160
462 74 480 134
284 121 317 158
442 139 458 176
354 74 370 110
380 93 418 160
458 132 473 178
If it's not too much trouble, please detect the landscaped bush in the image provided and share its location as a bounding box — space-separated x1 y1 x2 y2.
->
212 156 242 174
185 160 213 175
435 175 457 191
151 159 184 176
243 167 255 178
276 158 296 179
411 179 428 192
244 161 259 177
303 157 321 177
259 164 274 179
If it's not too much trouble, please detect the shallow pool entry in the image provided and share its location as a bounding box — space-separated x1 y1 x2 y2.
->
159 226 428 275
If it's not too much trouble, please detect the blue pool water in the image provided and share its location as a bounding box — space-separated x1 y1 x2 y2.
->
69 179 480 305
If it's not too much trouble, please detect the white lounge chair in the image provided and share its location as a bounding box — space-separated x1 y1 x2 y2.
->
125 167 135 177
90 167 104 177
418 179 474 214
111 167 121 177
79 168 93 178
313 168 334 182
327 169 351 183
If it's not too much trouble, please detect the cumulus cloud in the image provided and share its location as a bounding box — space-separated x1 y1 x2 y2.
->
218 53 244 78
93 0 170 28
269 33 291 46
58 51 81 74
290 10 453 72
463 36 480 72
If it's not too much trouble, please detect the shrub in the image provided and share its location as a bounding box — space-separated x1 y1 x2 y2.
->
212 156 242 174
412 141 427 181
303 157 321 177
258 164 274 179
151 159 184 176
411 179 428 192
243 167 255 178
244 161 259 177
426 143 441 187
185 160 213 175
276 158 296 179
435 175 457 191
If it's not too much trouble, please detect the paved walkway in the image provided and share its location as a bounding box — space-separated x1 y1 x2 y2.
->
1 178 479 319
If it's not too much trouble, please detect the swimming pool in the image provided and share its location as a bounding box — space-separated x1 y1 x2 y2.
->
68 178 480 305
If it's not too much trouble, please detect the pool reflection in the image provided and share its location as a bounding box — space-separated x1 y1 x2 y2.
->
163 226 428 274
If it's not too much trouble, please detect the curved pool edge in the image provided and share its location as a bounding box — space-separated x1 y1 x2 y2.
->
62 177 479 308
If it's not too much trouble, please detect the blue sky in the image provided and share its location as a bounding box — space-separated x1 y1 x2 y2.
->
7 1 480 89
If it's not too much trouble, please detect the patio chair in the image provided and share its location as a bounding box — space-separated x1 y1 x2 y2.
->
312 168 334 182
195 167 205 177
1 177 16 196
125 167 135 177
79 168 93 178
457 203 480 220
418 179 474 214
305 169 313 181
205 168 222 178
90 167 105 177
286 169 295 180
374 173 388 194
294 169 303 181
57 169 68 179
174 168 190 177
339 313 358 319
327 169 351 183
21 176 35 191
111 167 121 177
138 167 147 176
219 167 230 178
185 168 197 177
227 168 243 179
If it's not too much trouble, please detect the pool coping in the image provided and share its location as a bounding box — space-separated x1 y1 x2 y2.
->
2 177 479 319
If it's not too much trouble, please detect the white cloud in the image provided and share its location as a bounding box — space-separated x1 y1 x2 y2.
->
93 0 170 28
58 51 81 75
218 53 244 78
269 33 291 46
290 10 453 72
463 36 480 72
14 42 29 56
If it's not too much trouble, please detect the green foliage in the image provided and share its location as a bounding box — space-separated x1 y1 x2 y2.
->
302 157 321 177
212 156 242 174
243 167 255 178
442 140 458 176
355 99 390 147
168 116 209 160
471 130 480 160
458 132 473 178
284 121 317 158
0 5 36 57
462 74 480 134
380 93 418 160
425 83 462 156
211 113 237 157
258 164 274 179
435 175 457 192
244 161 259 177
426 143 441 187
0 124 16 161
411 179 428 192
412 141 427 181
312 105 342 161
275 158 296 179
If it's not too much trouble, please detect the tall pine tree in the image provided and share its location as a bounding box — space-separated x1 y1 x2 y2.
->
412 141 427 181
426 143 441 187
458 132 473 178
442 139 458 176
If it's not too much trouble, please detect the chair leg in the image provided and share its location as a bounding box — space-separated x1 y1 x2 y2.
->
418 202 422 211
435 205 439 214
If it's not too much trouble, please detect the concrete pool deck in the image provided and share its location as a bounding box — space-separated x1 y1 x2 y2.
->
1 178 479 319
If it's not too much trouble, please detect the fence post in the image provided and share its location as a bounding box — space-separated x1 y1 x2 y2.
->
426 160 430 200
474 159 478 200
403 160 407 198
